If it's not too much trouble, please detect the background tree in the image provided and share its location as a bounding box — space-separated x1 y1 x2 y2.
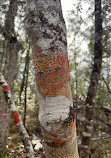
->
0 0 21 156
80 0 103 157
67 0 111 157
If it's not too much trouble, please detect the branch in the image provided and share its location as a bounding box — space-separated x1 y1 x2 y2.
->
101 75 111 94
0 25 4 35
0 73 34 158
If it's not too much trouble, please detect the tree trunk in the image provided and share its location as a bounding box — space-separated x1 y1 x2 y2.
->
80 0 103 157
25 0 79 157
0 73 34 158
23 50 30 127
0 0 20 156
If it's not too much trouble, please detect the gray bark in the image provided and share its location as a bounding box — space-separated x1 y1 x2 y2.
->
0 73 34 158
25 0 79 157
0 0 20 156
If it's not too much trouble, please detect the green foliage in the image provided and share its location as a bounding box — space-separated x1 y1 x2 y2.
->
0 153 7 158
68 0 111 109
88 41 93 50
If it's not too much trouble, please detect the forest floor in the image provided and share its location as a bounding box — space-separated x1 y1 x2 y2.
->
7 105 111 158
7 133 45 158
7 133 111 158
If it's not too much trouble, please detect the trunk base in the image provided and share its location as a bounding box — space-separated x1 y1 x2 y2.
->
44 128 79 158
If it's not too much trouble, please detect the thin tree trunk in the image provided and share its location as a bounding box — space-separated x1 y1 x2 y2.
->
0 73 34 158
19 55 28 103
23 50 30 127
0 0 21 156
3 0 20 89
80 0 103 157
25 0 79 157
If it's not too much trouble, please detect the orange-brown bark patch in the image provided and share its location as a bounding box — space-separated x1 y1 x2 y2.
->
11 111 21 125
58 81 72 100
33 45 71 99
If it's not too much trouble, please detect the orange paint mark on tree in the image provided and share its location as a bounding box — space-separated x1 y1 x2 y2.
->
53 139 62 143
45 128 75 144
44 119 76 144
11 111 21 125
33 45 71 99
70 120 76 129
3 85 10 91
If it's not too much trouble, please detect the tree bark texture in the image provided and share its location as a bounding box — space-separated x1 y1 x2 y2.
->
0 73 34 158
80 0 103 157
0 0 20 156
25 0 79 158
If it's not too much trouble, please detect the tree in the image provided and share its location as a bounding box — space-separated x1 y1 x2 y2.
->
23 50 30 127
80 0 103 157
25 0 79 157
0 73 34 158
0 0 21 156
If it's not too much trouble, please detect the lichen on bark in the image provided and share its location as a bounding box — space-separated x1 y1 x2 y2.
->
25 0 79 157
